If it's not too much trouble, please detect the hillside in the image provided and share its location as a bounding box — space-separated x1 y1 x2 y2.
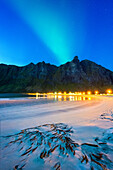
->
0 56 113 92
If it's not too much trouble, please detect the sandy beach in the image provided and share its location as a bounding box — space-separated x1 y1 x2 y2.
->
0 95 113 169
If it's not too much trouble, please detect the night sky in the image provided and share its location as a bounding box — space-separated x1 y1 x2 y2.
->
0 0 113 70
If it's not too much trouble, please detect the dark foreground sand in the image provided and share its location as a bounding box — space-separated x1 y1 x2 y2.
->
0 96 113 169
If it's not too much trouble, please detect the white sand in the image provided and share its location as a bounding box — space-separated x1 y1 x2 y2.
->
0 95 113 170
0 95 113 135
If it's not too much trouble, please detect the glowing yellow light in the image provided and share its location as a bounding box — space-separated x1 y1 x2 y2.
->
83 97 86 100
88 97 91 100
63 96 67 101
54 95 57 100
58 95 62 98
83 92 85 95
64 92 67 95
78 97 82 101
69 96 74 101
58 92 62 95
58 95 62 101
47 92 53 95
107 89 112 94
87 91 91 95
75 96 77 100
95 91 99 95
54 92 57 94
69 92 72 95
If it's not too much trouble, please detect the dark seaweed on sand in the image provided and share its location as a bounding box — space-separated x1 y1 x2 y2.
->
1 122 113 170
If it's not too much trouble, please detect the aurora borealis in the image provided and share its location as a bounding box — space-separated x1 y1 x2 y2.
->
0 0 113 70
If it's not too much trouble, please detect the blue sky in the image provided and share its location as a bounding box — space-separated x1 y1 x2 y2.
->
0 0 113 70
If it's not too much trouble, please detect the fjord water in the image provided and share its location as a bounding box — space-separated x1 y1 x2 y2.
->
0 94 113 169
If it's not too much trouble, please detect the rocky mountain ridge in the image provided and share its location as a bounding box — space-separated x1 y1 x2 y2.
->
0 56 113 92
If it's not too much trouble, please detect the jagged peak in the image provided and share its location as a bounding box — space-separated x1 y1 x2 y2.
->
72 56 79 62
25 62 35 68
28 62 35 65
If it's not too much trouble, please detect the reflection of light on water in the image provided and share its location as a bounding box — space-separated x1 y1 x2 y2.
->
36 93 39 99
66 96 92 101
63 96 67 101
54 95 57 100
83 97 86 101
78 97 82 101
69 96 74 101
58 95 62 101
30 93 92 101
36 96 92 101
88 97 91 100
75 96 77 101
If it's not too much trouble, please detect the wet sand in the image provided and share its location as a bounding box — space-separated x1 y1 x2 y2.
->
0 95 113 169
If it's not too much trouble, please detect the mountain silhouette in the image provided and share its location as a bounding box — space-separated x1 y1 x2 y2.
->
0 56 113 92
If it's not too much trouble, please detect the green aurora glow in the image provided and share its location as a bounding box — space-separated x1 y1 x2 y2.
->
5 0 84 64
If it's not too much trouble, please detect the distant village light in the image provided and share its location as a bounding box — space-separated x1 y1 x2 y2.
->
107 89 112 94
58 92 62 95
69 92 72 95
87 91 91 95
95 91 99 95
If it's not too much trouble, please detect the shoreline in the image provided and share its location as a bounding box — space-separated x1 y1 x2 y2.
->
0 95 112 134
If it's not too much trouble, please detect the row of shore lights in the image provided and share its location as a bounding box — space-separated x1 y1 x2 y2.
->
47 89 112 95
